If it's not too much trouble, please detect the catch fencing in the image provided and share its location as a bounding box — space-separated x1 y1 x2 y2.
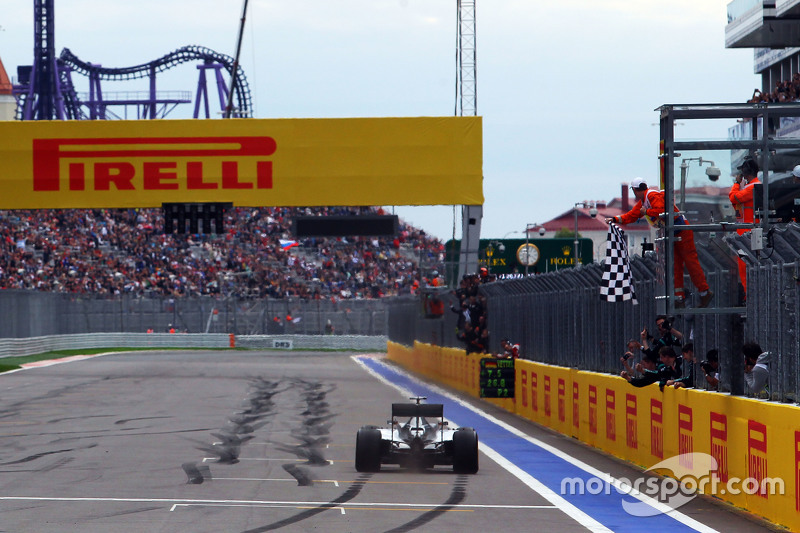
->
388 224 800 402
0 291 388 338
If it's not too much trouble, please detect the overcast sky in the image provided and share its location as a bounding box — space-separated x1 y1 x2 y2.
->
0 0 760 241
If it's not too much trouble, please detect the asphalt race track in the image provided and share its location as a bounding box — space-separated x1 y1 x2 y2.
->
0 351 780 532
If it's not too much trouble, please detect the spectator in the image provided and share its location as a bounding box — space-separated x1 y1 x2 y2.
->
619 338 642 376
424 293 445 317
620 352 662 388
743 342 770 398
498 338 519 359
658 345 683 391
478 328 490 355
667 342 695 389
449 272 491 354
465 325 485 354
451 301 470 340
0 206 446 300
700 349 720 391
606 178 713 308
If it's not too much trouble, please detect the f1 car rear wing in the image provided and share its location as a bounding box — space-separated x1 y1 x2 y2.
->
391 403 444 418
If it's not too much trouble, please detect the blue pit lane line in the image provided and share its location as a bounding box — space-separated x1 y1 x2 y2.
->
356 355 715 533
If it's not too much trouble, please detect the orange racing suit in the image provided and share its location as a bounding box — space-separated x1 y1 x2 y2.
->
728 177 760 293
614 188 709 298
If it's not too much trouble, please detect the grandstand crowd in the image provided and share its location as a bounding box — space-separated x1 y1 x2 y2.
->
748 73 800 103
0 206 447 300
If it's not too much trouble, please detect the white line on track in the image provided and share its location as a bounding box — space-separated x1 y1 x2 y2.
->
170 503 348 514
201 457 336 464
213 477 341 487
0 495 556 512
353 354 722 533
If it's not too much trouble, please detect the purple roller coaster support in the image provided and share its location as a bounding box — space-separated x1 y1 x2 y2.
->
215 67 230 113
194 62 229 119
16 4 252 122
149 65 157 119
89 67 103 119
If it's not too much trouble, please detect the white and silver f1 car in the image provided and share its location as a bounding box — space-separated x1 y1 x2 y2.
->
354 397 479 474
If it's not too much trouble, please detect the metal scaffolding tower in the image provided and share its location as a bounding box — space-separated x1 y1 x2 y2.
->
456 0 482 280
456 0 476 117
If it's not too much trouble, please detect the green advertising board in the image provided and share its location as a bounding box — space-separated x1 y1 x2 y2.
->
444 237 593 281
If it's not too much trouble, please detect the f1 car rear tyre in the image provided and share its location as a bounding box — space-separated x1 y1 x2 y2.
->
355 427 382 472
453 427 479 474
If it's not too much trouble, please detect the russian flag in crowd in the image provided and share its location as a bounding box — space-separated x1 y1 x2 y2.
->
279 239 299 250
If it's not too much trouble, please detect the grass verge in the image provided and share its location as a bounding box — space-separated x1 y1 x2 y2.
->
0 346 374 373
0 347 177 371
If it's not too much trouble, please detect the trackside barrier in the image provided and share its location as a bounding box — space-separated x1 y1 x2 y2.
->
387 340 800 531
0 333 388 358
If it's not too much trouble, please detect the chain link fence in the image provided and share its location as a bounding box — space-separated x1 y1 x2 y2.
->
0 291 388 338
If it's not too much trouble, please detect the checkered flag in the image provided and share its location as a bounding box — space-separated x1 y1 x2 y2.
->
600 223 637 303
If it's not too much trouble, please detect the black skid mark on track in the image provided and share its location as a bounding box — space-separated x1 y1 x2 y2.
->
281 463 314 486
85 506 164 519
381 475 470 533
37 455 74 473
240 474 372 533
114 416 171 425
274 433 330 465
185 378 282 468
193 432 254 464
0 444 97 466
181 462 212 484
0 448 74 466
271 379 336 466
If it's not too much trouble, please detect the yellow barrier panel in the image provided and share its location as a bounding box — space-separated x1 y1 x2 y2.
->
0 117 482 209
385 341 800 531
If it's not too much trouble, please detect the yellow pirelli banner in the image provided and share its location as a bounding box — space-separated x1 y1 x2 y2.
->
0 117 483 209
387 341 800 531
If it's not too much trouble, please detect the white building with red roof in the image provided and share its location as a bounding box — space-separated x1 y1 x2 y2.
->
530 182 737 264
0 56 15 120
531 183 654 263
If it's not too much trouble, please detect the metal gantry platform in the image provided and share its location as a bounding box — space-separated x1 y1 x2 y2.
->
658 102 800 315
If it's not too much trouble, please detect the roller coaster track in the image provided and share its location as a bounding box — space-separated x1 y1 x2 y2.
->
16 45 252 120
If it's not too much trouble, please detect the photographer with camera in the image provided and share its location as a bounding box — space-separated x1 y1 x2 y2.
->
729 156 761 299
700 349 720 391
641 315 683 361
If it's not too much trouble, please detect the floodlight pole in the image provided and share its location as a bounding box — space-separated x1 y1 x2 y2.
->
456 0 481 280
